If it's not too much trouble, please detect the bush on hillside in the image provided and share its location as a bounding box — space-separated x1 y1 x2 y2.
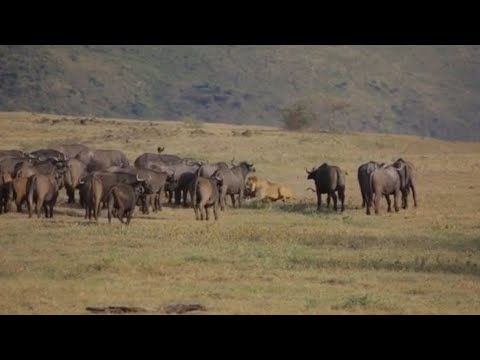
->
280 101 316 130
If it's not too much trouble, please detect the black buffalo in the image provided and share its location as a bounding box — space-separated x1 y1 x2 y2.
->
107 183 145 225
306 163 346 212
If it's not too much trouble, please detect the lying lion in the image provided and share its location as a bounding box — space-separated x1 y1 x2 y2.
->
245 176 295 202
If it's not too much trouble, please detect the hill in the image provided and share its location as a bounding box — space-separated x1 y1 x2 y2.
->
1 45 480 140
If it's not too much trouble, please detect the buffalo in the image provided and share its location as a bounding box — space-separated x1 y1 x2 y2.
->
136 168 175 213
197 162 229 178
306 163 346 212
107 183 145 225
15 158 67 179
27 172 64 218
53 144 90 160
192 176 220 221
134 153 183 168
0 156 34 177
163 162 202 207
214 160 256 211
28 149 66 162
0 150 29 158
75 149 130 172
64 158 87 204
393 158 417 209
357 161 385 208
80 171 145 220
366 164 407 215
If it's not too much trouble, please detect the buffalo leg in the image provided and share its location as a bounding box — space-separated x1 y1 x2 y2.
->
213 202 218 220
157 190 163 211
366 189 374 215
126 209 133 225
360 187 366 208
205 206 210 221
394 190 400 212
330 191 338 211
401 188 408 209
338 189 345 212
37 197 44 218
94 192 103 221
385 194 392 212
220 189 227 211
66 187 75 204
374 190 381 215
16 201 22 213
182 189 189 208
174 190 182 207
117 207 126 224
149 195 155 212
230 194 236 208
142 195 149 214
107 197 114 224
27 197 33 218
238 189 243 208
410 181 417 208
316 191 322 211
188 186 195 209
154 193 159 212
50 194 58 218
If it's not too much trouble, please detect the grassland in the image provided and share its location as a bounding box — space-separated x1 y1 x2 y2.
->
1 111 480 314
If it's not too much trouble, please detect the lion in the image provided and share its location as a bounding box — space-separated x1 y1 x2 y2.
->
245 175 295 202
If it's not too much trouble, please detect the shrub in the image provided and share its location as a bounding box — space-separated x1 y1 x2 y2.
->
280 101 316 130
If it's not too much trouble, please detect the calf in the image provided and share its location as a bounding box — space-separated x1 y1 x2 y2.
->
107 183 145 225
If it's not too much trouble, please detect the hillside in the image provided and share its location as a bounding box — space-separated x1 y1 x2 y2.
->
1 45 480 140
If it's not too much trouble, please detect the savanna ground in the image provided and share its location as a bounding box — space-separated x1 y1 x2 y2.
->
1 111 480 314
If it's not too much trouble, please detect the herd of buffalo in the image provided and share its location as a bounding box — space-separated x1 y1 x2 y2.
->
0 143 418 224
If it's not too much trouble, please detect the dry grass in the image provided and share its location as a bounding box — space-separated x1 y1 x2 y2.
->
1 111 480 314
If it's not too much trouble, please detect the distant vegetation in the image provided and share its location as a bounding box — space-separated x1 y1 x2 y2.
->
1 45 480 140
281 101 316 130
